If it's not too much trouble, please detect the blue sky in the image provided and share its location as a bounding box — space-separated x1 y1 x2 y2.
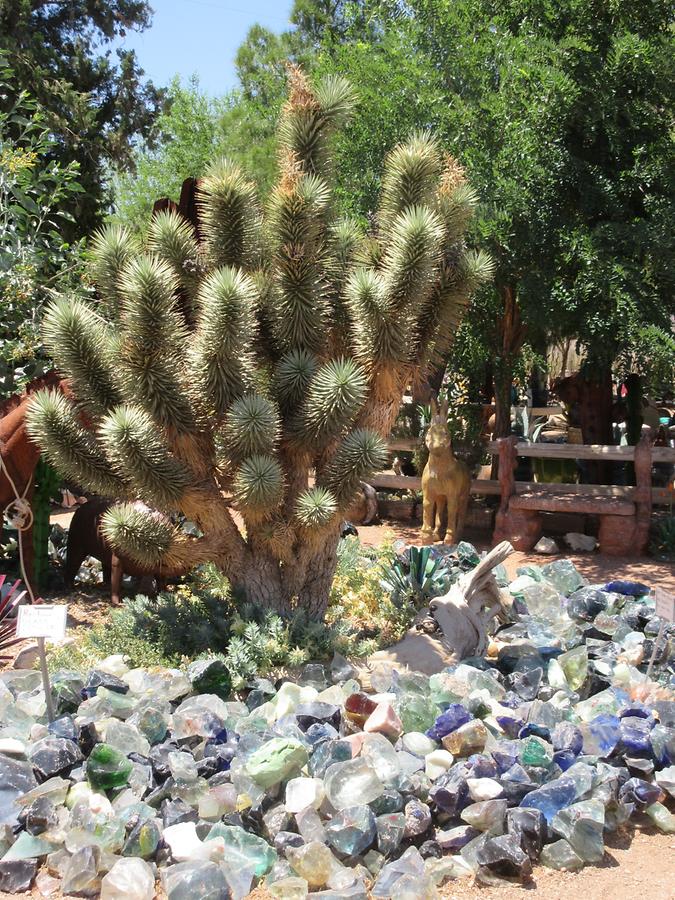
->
117 0 295 95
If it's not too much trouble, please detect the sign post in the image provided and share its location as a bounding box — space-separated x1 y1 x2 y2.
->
646 588 675 679
16 604 68 723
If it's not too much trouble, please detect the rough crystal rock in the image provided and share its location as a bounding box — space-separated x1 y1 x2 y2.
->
86 743 133 791
325 805 376 856
246 739 308 788
324 758 384 810
100 858 155 900
161 860 230 899
0 859 38 894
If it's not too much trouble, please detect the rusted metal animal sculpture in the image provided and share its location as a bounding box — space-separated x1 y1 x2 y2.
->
421 397 471 544
65 498 182 604
0 372 65 598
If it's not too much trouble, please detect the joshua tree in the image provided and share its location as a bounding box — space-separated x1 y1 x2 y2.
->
26 68 492 619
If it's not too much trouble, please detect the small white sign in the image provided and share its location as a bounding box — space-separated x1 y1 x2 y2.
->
654 587 675 623
16 604 68 640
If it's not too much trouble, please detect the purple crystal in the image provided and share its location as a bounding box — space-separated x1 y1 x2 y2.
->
426 704 472 741
619 777 662 810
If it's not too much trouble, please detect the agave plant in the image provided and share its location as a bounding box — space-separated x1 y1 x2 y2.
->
380 545 452 606
26 68 491 620
0 575 27 663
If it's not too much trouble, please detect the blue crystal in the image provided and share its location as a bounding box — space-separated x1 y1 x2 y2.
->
519 776 577 824
496 716 524 739
553 751 577 772
519 723 551 742
619 717 652 756
603 580 650 597
581 715 620 757
426 704 472 741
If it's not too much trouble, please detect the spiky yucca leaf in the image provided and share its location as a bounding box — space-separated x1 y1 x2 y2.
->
380 206 445 313
147 209 200 297
278 68 356 176
89 224 139 309
378 133 443 232
436 182 478 241
346 268 405 365
323 428 388 507
273 248 327 354
198 158 259 267
99 405 192 506
222 394 279 462
459 248 496 293
25 391 126 497
420 249 495 368
191 266 257 417
233 455 284 518
118 255 194 432
314 75 357 126
328 218 363 273
42 297 122 414
294 486 338 529
100 502 175 568
268 174 331 248
295 359 368 446
275 350 318 411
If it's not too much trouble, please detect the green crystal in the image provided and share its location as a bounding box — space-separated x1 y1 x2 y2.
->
542 559 586 595
519 736 553 768
2 832 53 860
551 799 605 863
397 695 438 733
206 824 275 875
540 838 585 871
646 802 675 834
556 645 588 691
86 743 133 791
246 738 308 788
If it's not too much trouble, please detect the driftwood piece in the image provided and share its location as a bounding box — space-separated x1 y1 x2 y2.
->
367 541 514 676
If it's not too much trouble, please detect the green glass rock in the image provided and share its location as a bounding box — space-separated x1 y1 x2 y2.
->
246 739 308 789
645 802 675 834
86 744 133 791
540 838 585 871
551 799 605 863
206 824 276 876
519 736 553 768
556 645 588 692
187 658 232 701
397 696 438 734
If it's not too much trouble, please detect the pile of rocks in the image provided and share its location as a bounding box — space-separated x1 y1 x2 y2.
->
0 556 672 899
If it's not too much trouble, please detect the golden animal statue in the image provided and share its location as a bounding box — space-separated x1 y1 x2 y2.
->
421 397 471 544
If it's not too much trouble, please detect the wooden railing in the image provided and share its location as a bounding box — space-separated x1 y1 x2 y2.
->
372 436 675 506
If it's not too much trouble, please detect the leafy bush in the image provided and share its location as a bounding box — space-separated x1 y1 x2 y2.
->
0 53 85 397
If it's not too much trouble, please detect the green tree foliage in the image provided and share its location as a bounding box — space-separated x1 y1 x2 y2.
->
404 0 675 426
0 56 86 397
0 0 164 235
27 69 491 619
113 78 225 234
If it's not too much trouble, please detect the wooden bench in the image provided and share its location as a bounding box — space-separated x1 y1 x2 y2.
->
490 435 675 555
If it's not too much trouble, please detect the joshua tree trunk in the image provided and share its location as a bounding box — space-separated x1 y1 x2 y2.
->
27 68 492 620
